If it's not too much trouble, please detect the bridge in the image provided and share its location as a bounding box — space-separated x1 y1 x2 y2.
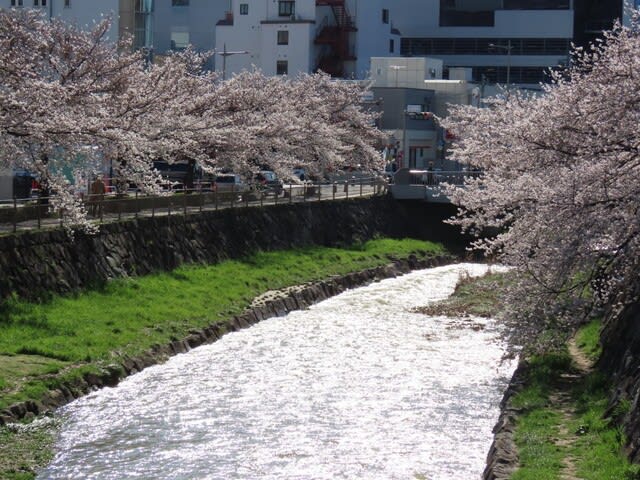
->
389 168 479 203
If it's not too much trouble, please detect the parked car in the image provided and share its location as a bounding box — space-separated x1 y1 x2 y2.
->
293 167 306 181
215 173 248 192
255 170 283 196
213 173 248 203
153 160 198 191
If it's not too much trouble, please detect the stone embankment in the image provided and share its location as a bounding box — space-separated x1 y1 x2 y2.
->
0 197 462 301
484 283 640 478
0 254 450 424
597 286 640 464
483 363 528 479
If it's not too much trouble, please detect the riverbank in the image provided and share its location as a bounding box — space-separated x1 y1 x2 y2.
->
0 238 451 480
486 328 638 480
412 272 639 479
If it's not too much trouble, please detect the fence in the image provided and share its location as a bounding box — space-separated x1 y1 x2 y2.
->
0 177 388 235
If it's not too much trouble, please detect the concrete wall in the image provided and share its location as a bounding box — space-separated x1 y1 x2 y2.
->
0 170 12 200
0 197 463 301
351 0 399 79
153 0 228 54
371 57 443 89
390 0 573 37
0 0 120 41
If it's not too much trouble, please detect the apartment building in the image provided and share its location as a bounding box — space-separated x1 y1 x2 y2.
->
2 1 628 83
0 0 120 41
214 0 400 79
151 0 227 53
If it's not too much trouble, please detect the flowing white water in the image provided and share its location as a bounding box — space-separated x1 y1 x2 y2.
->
39 263 516 480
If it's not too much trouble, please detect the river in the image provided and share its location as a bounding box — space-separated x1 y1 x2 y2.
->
38 263 516 480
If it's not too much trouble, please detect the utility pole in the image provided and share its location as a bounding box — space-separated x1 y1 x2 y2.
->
217 43 250 81
489 39 513 88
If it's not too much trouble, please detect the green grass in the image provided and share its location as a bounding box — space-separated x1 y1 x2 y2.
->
413 270 509 317
575 319 603 362
0 422 57 480
510 352 571 480
511 408 565 480
0 238 446 410
509 321 638 480
0 237 446 480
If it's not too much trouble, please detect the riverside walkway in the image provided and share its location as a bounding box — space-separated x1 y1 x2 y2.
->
0 178 386 235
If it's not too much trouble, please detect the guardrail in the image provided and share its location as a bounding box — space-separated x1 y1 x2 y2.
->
0 177 388 235
392 169 482 187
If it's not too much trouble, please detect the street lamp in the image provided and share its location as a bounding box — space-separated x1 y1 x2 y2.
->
488 40 512 87
216 43 250 81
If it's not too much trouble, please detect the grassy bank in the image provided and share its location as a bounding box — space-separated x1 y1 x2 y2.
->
417 272 638 479
0 238 446 480
510 323 639 480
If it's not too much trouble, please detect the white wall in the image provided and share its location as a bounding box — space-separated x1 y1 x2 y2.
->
152 0 228 54
390 0 573 38
351 0 399 79
371 57 443 89
215 0 266 76
260 23 314 76
217 0 317 78
0 0 120 41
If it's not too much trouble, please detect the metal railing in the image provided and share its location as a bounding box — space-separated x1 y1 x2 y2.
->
0 177 388 235
392 169 482 187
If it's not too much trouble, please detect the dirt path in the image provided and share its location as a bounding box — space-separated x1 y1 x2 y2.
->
551 337 595 480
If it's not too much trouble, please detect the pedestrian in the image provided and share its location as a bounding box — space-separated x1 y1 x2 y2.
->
427 162 434 185
89 175 106 217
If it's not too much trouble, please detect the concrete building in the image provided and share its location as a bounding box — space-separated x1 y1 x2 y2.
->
151 0 227 54
391 0 575 87
214 0 400 79
0 0 120 41
370 57 470 171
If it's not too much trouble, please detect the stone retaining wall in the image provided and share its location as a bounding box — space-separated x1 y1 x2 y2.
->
0 197 462 301
597 287 640 463
483 363 528 479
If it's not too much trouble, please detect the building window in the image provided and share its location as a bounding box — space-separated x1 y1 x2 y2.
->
382 9 389 24
439 0 498 27
277 30 289 45
401 37 571 57
33 0 47 6
170 30 190 50
389 39 394 53
503 0 569 8
239 3 248 15
172 0 189 6
64 0 70 6
11 0 24 6
278 1 295 17
276 60 288 75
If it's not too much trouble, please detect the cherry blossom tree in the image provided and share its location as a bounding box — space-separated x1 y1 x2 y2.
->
193 70 384 180
443 16 640 344
0 10 384 228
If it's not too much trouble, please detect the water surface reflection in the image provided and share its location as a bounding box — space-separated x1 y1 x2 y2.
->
40 263 515 480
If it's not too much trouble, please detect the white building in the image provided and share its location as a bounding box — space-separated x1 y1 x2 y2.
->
214 0 400 79
152 0 227 55
390 0 574 87
0 0 120 41
145 0 626 85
